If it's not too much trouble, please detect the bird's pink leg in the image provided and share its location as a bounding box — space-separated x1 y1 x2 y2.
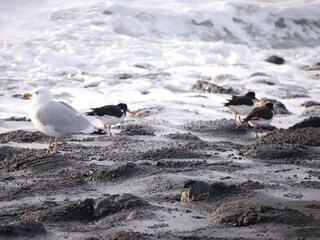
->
103 124 112 134
234 114 237 124
52 137 58 154
46 136 53 155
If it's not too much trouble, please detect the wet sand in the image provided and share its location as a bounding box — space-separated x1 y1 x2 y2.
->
0 117 319 240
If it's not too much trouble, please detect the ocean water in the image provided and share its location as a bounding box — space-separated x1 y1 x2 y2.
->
0 0 320 132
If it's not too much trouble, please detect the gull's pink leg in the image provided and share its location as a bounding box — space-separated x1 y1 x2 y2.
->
46 136 53 155
52 137 58 154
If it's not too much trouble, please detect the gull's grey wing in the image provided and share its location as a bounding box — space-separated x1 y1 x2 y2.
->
59 101 76 110
36 101 94 134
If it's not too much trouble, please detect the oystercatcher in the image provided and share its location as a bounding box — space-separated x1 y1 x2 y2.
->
86 103 136 134
242 102 274 137
224 91 260 124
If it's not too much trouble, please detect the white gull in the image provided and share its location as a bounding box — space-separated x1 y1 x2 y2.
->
23 87 95 154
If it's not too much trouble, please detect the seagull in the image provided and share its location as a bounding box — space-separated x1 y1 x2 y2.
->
242 102 274 138
86 103 136 134
22 87 98 155
224 91 260 124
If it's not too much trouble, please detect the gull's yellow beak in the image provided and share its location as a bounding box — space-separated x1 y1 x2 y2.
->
21 92 32 99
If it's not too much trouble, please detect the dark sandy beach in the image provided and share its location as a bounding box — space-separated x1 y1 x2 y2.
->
0 116 319 240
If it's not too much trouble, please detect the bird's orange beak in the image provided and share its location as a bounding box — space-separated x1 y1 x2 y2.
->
127 109 137 117
21 92 32 99
255 97 261 102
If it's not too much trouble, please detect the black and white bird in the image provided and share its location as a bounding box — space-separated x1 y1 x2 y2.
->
242 102 274 138
224 91 260 124
86 103 136 134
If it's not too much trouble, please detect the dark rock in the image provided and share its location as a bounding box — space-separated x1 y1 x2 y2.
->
37 198 95 222
265 55 285 65
141 146 207 161
22 194 148 223
220 205 314 226
249 72 270 78
134 63 154 69
301 101 320 108
248 72 278 85
183 119 249 136
102 10 113 15
290 117 320 129
88 162 139 181
243 143 308 160
119 124 155 136
275 17 286 28
253 128 320 147
164 132 200 141
4 116 29 121
0 130 47 143
238 180 265 189
260 98 291 114
140 90 150 95
301 62 320 71
116 73 133 80
300 106 320 117
0 221 46 237
191 19 214 27
192 80 234 94
180 180 242 202
93 194 149 219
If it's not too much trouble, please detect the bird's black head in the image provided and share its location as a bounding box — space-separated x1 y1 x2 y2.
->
265 102 274 111
245 91 256 99
117 103 128 111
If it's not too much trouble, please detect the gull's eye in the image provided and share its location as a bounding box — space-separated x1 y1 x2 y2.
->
35 91 39 94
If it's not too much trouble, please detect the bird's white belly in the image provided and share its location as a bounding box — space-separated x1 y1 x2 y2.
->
248 119 272 128
97 114 125 126
29 104 64 137
228 104 255 115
